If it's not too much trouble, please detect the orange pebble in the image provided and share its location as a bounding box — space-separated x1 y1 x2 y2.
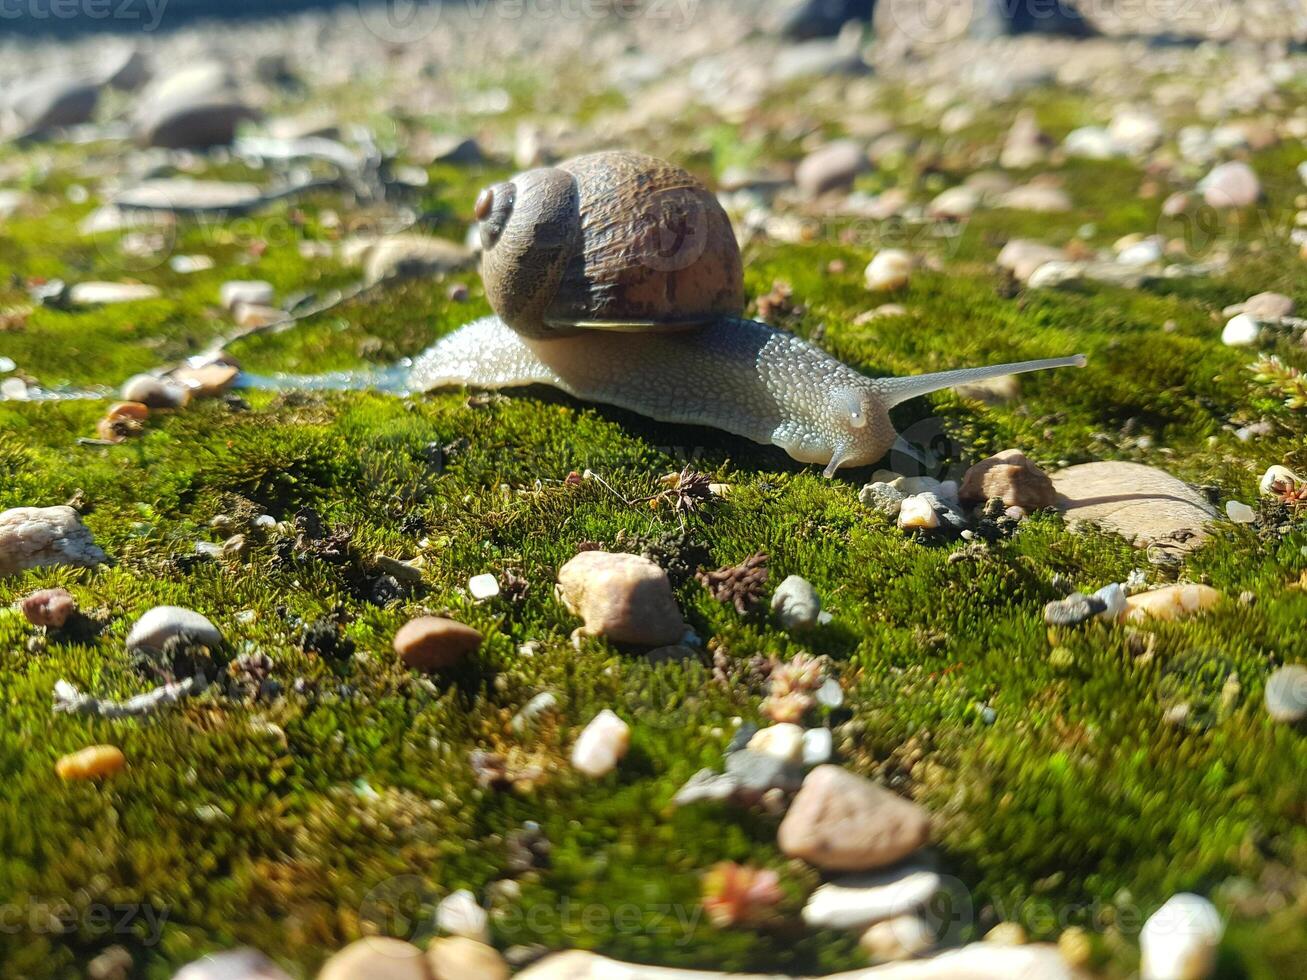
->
56 745 126 781
105 401 149 422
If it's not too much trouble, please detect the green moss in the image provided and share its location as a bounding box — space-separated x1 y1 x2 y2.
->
1 71 1305 980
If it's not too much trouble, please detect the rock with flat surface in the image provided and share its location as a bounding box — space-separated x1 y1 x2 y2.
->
316 938 428 980
1051 462 1217 549
127 606 223 654
960 450 1056 510
0 506 106 577
515 942 1080 978
795 140 868 198
779 765 930 872
5 74 99 137
802 863 942 930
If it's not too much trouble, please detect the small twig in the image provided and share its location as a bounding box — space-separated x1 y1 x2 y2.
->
53 676 208 718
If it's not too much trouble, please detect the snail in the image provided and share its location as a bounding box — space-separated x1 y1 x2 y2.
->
409 151 1085 477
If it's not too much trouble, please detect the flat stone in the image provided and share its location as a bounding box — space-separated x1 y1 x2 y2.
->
0 506 106 577
346 234 473 284
316 938 428 980
69 282 161 306
998 184 1072 212
1265 665 1307 723
960 449 1056 511
802 863 942 930
514 943 1079 978
427 937 509 980
220 281 274 311
725 748 805 796
1051 462 1217 549
173 948 291 979
926 185 980 219
1225 291 1294 319
795 140 868 198
6 74 100 137
1044 592 1106 627
114 179 265 213
556 551 687 647
748 723 805 765
860 915 935 962
126 606 223 655
436 889 489 942
122 374 191 408
393 616 482 672
779 765 930 872
997 240 1066 283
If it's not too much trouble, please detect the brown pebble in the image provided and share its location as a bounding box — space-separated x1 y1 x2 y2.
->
56 745 126 780
394 616 482 671
21 587 77 628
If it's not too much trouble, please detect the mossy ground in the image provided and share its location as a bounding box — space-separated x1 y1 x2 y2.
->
1 54 1306 980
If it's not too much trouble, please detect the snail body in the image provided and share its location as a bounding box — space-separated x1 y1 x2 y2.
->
411 151 1085 476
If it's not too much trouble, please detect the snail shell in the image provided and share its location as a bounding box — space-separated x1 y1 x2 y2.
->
475 150 745 339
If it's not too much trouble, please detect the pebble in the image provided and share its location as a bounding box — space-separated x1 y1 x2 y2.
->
571 709 630 778
802 863 942 930
1091 583 1128 623
984 922 1028 946
1117 237 1164 267
1051 462 1218 550
173 363 240 398
747 723 805 765
1064 125 1116 159
1043 592 1106 627
437 889 490 942
959 449 1055 511
724 748 805 795
174 948 291 980
1225 291 1294 319
56 745 126 781
778 765 930 872
1139 894 1223 980
350 234 474 284
1122 584 1222 624
794 140 868 198
20 587 77 628
897 494 940 531
126 606 223 655
393 616 482 672
556 551 687 647
998 184 1072 213
6 73 100 137
219 280 274 311
927 185 980 220
802 727 833 766
511 692 559 733
996 239 1065 283
427 937 509 980
864 249 913 291
999 109 1048 169
770 575 822 631
860 914 935 961
1221 313 1261 347
1264 665 1307 723
316 938 428 980
859 482 905 517
68 282 162 306
1200 161 1260 208
122 374 192 409
1225 500 1256 523
468 573 500 600
0 506 107 577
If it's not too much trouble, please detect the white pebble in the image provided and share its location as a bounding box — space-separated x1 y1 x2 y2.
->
468 573 500 599
864 249 913 291
1221 313 1261 347
802 863 942 930
801 727 833 766
1140 894 1223 980
1225 500 1255 524
748 723 805 764
861 914 936 961
436 889 490 943
1092 583 1128 622
571 709 630 778
770 575 822 632
898 494 939 530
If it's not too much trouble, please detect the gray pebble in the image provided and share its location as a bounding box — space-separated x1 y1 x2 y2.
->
771 574 822 632
859 482 905 517
126 605 223 655
1265 665 1307 723
1044 592 1106 627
